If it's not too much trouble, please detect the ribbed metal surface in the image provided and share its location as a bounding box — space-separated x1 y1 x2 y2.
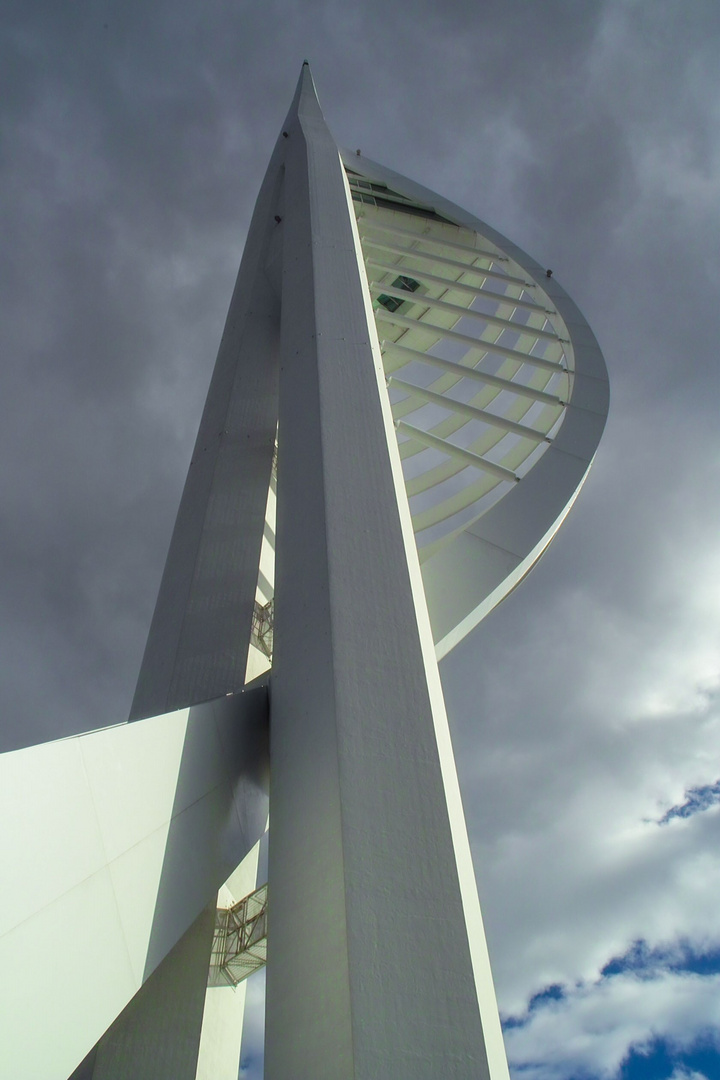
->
348 174 571 561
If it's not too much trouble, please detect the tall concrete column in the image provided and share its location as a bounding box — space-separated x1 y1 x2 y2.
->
129 133 284 721
265 66 509 1080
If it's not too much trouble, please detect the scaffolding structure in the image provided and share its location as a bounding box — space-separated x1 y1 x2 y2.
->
251 599 274 660
208 883 268 988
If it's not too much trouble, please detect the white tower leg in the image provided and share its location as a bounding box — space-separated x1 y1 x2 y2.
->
265 67 509 1080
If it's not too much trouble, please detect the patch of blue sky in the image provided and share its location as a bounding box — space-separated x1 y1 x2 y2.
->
502 983 567 1030
505 1040 720 1080
601 940 720 979
620 1036 720 1080
658 780 720 825
238 1050 263 1079
503 940 720 1036
237 967 266 1079
504 1001 720 1080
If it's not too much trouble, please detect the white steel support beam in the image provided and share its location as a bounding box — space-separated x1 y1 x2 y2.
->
371 281 559 341
377 310 567 372
361 218 508 260
397 421 520 483
382 341 565 405
360 236 533 286
368 259 552 311
266 66 509 1080
389 376 550 441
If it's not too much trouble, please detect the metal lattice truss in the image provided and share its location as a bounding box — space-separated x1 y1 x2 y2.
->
251 598 274 660
208 882 268 988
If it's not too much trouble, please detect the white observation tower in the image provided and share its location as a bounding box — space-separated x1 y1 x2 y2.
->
0 65 609 1080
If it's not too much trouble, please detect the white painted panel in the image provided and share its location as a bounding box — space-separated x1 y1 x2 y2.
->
107 824 172 984
0 869 136 1080
551 405 607 463
80 710 189 863
0 736 106 938
422 529 520 645
140 782 238 979
160 704 231 817
568 371 610 416
0 690 268 1074
467 445 590 557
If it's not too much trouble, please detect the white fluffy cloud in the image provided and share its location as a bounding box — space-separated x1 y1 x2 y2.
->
669 1068 711 1080
505 968 720 1080
445 409 720 1069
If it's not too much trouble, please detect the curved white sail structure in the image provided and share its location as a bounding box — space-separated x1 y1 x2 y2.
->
343 156 608 657
0 67 608 1080
240 152 608 679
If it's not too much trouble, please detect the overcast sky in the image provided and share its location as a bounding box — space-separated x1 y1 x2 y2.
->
3 2 720 1079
